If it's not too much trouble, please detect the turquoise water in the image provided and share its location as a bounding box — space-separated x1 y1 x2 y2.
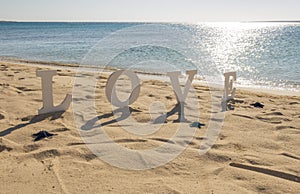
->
0 22 299 91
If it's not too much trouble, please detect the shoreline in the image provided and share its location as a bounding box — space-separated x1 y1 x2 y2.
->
1 57 299 97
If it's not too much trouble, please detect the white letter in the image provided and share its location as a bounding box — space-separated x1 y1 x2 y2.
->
36 70 72 114
222 71 236 111
167 70 197 103
166 70 197 122
105 70 140 107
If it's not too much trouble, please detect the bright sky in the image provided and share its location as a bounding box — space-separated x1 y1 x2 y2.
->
0 0 299 22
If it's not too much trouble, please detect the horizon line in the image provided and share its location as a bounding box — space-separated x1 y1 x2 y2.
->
1 19 300 24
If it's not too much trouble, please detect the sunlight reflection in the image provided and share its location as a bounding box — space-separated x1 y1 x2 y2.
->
193 22 299 91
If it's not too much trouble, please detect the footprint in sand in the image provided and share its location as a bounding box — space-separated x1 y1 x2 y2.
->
194 136 207 141
115 138 148 143
0 143 13 152
67 142 87 146
0 83 9 87
264 112 284 116
15 86 36 92
0 138 13 152
232 113 254 120
255 112 291 124
0 113 4 120
275 125 296 130
0 64 8 71
23 143 40 153
149 137 175 144
289 101 299 105
82 153 98 161
204 152 232 163
51 127 70 132
33 149 60 160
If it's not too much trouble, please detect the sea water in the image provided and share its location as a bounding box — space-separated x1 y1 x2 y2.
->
0 22 299 92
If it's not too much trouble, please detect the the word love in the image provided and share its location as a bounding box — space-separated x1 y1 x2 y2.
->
36 69 236 116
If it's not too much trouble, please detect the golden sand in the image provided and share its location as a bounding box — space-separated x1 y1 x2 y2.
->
0 61 299 193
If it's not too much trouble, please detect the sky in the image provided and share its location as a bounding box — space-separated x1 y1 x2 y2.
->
0 0 299 22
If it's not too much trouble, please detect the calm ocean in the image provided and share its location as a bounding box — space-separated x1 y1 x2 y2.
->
0 22 299 92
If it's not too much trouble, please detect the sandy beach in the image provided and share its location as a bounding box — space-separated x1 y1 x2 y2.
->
0 59 299 193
